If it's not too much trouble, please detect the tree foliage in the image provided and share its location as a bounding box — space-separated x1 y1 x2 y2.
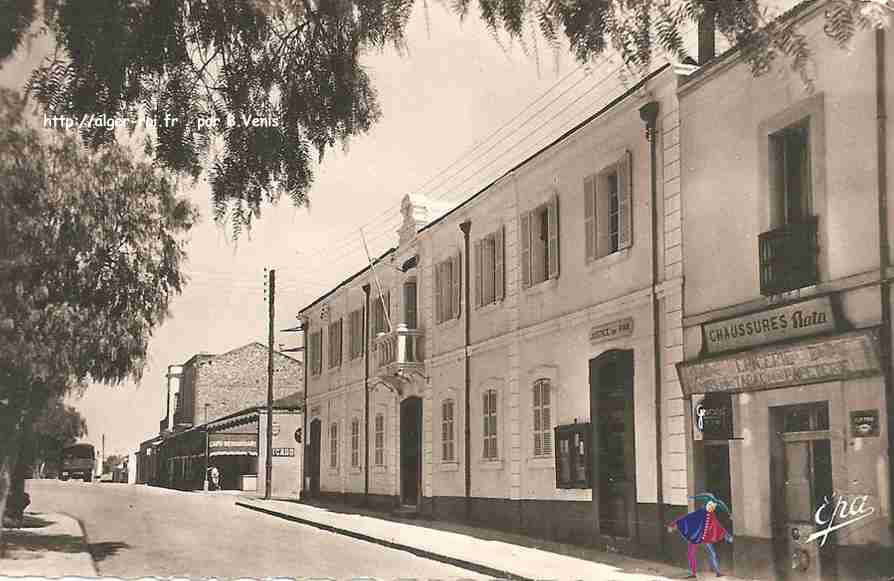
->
102 454 125 475
0 86 195 531
29 398 88 475
0 0 890 234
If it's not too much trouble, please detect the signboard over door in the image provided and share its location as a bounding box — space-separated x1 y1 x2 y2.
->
208 433 258 456
677 328 881 396
702 297 836 354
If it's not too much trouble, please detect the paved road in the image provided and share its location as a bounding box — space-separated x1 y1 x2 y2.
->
25 480 487 580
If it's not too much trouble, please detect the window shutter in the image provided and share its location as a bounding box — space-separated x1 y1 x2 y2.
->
452 253 461 319
618 150 633 250
554 427 563 487
474 240 482 309
596 174 610 258
320 328 325 372
434 262 442 324
548 193 560 279
584 176 596 261
520 213 531 289
495 225 505 301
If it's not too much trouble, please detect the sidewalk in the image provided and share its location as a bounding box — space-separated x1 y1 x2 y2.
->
0 512 96 578
236 498 750 581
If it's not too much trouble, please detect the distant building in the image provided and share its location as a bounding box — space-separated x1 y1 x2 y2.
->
136 342 304 494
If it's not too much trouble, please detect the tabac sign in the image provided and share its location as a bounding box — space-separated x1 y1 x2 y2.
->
678 328 881 396
703 297 835 354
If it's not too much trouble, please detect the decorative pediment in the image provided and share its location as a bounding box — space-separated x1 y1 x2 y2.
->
398 194 454 247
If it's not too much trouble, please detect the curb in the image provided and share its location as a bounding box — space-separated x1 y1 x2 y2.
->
235 500 535 581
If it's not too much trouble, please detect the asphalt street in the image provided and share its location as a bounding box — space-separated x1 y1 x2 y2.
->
24 479 488 580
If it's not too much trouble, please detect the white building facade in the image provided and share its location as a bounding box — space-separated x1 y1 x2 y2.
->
299 65 689 559
677 4 894 580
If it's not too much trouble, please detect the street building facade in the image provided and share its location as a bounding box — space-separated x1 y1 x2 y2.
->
135 343 304 495
677 4 894 580
298 64 688 559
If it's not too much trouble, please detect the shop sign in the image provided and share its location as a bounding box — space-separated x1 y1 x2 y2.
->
703 297 835 354
208 433 258 455
589 317 633 345
692 393 733 441
272 447 295 457
677 328 881 396
851 409 879 438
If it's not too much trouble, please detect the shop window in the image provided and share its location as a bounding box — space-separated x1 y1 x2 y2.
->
555 423 591 489
328 318 343 368
532 379 552 457
585 151 632 261
520 194 559 288
435 255 461 324
374 413 385 466
483 389 498 460
442 399 455 462
350 418 360 468
474 227 505 308
329 422 339 469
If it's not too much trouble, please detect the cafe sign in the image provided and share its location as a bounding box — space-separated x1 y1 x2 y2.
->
590 317 634 345
209 433 258 456
678 328 881 396
703 297 836 354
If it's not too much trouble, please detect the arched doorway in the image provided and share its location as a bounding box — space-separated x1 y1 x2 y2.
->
400 396 423 507
308 418 321 497
589 349 637 542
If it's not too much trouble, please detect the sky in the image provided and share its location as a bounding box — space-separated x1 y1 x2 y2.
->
0 3 708 460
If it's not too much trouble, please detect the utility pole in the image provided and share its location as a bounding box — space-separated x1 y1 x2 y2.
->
101 434 105 478
265 269 276 500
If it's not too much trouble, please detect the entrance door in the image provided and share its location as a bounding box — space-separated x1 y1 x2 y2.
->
308 419 321 497
590 350 637 540
400 397 422 507
770 403 835 581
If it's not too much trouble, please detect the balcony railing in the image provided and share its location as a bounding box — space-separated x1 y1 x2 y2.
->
374 324 425 375
758 216 819 296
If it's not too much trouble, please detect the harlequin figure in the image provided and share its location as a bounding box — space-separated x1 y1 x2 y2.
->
667 493 733 578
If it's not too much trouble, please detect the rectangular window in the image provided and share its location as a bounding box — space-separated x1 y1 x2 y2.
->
475 227 505 308
585 151 632 262
521 194 559 288
309 330 323 375
404 281 418 329
374 413 385 466
771 121 811 226
555 423 591 489
371 291 390 336
533 380 552 457
349 308 365 359
328 319 343 368
442 399 455 462
329 422 339 469
435 255 461 324
351 418 360 468
482 389 498 460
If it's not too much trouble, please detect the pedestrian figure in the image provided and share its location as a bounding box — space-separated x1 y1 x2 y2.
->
667 492 732 578
210 466 220 491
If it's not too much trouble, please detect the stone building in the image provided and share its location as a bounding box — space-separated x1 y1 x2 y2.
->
173 342 302 428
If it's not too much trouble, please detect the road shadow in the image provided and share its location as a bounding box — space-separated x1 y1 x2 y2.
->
2 530 85 556
17 514 55 529
87 541 130 562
